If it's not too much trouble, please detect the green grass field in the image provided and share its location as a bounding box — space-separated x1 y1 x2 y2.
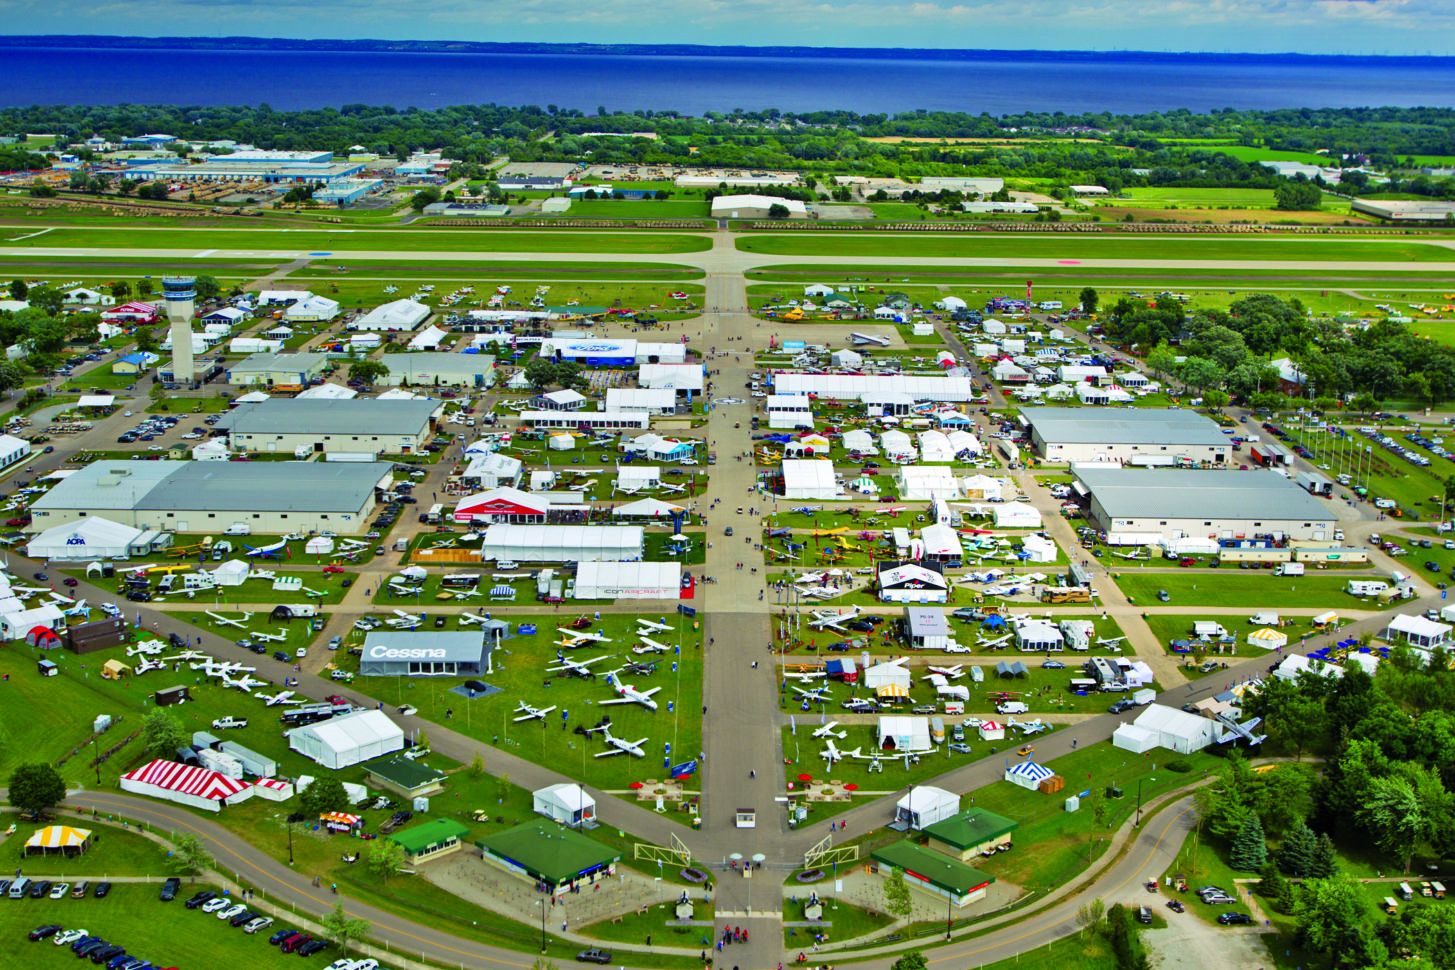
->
1211 146 1333 166
292 260 706 280
278 278 705 319
1115 187 1282 208
737 235 1455 262
1 227 713 255
3 816 172 879
1114 570 1366 608
553 200 712 220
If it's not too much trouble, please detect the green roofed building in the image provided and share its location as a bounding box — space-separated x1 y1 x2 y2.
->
364 756 447 798
870 841 995 907
923 809 1019 862
477 821 621 892
387 818 470 862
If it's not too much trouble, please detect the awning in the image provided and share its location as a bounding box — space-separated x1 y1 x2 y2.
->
876 684 910 699
489 585 515 597
25 825 91 849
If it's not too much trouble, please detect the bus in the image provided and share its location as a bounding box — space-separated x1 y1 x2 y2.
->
425 503 444 525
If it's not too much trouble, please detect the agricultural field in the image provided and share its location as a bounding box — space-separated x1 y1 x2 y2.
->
1210 146 1334 166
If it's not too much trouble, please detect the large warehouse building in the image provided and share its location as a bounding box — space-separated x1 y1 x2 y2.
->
214 398 440 454
377 353 496 388
1076 467 1334 541
28 460 391 534
710 195 810 219
1023 407 1231 464
359 631 490 677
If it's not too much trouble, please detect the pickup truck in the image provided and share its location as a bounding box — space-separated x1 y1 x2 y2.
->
211 716 248 730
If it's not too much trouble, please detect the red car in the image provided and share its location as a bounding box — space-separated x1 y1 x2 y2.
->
321 565 344 574
1177 557 1195 567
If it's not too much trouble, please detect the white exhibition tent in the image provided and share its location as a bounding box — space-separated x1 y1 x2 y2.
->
615 466 662 492
962 474 1003 501
352 298 429 331
781 460 838 501
573 561 681 600
482 524 643 563
194 435 232 460
1021 534 1057 563
1386 613 1453 648
305 536 335 555
876 716 932 753
864 661 912 691
213 560 250 587
918 431 954 463
296 383 357 400
842 429 877 455
612 497 685 519
994 502 1042 528
921 524 963 559
1112 704 1219 755
27 516 145 561
893 786 960 830
881 430 916 460
946 430 981 457
408 324 450 350
1004 761 1054 791
533 783 596 827
287 709 404 769
898 465 960 501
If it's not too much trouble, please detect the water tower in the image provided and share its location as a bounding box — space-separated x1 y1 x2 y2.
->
162 276 196 382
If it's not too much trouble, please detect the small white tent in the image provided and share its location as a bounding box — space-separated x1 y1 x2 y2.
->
893 786 960 830
994 502 1042 528
1004 760 1054 791
533 783 597 828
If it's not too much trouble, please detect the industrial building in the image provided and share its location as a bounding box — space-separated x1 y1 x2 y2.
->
520 410 650 431
377 353 496 388
422 202 511 218
226 352 330 387
538 338 687 366
215 398 440 454
313 178 383 205
28 460 392 534
127 159 366 184
476 821 619 894
869 841 995 907
358 631 490 678
1351 199 1455 223
353 299 431 332
1022 407 1231 464
1076 467 1335 542
710 195 810 219
772 374 976 403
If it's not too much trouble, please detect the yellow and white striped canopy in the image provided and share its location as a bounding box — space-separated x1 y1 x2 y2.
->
25 825 91 849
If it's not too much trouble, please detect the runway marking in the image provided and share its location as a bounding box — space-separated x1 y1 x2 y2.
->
195 249 216 258
9 228 52 241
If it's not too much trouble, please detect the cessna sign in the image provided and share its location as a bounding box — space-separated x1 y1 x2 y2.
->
368 644 447 660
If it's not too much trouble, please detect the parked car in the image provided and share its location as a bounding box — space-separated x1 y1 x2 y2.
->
1218 912 1253 925
297 939 329 956
48 883 69 899
70 881 88 898
29 880 51 898
269 928 297 946
54 929 87 946
243 916 274 934
577 949 613 964
158 877 180 902
201 897 229 913
93 882 110 898
185 891 217 909
29 924 62 941
280 933 313 954
217 903 248 921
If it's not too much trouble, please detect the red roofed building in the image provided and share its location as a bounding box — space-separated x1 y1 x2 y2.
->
453 486 550 524
119 759 253 812
101 302 161 325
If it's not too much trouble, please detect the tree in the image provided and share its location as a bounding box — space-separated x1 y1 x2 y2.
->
890 951 926 970
1295 874 1373 959
27 285 63 316
1275 180 1324 211
1360 774 1426 873
1076 896 1106 937
767 203 791 219
1202 389 1230 410
1351 392 1379 415
141 709 187 757
299 775 350 817
1278 821 1319 876
7 279 26 301
366 838 408 884
1145 344 1178 381
168 830 213 883
882 867 913 920
410 187 442 211
0 361 25 398
7 763 66 818
469 751 486 778
347 359 389 387
320 902 372 955
193 275 221 302
1079 287 1099 314
108 281 130 301
1258 860 1288 911
1230 814 1268 872
1310 832 1341 879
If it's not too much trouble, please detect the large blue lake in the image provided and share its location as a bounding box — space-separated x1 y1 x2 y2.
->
3 47 1454 113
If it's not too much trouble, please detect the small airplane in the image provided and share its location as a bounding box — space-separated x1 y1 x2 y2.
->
258 690 296 707
387 581 423 596
222 672 266 692
632 637 669 655
449 586 481 600
299 586 325 599
386 610 424 628
1009 717 1049 736
926 664 965 680
245 539 288 559
457 613 492 627
791 506 823 515
548 652 609 678
162 650 207 664
249 630 287 644
593 726 647 759
1216 712 1267 746
621 659 658 676
1096 636 1127 648
785 669 828 683
126 640 164 657
808 607 860 632
636 618 672 635
190 659 248 675
977 633 1013 650
793 685 835 703
1113 549 1149 561
556 627 612 644
205 611 252 629
601 671 661 711
513 701 559 723
132 657 166 676
812 721 847 740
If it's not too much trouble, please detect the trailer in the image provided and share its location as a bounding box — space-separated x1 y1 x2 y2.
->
1297 471 1334 497
196 746 244 780
219 741 278 778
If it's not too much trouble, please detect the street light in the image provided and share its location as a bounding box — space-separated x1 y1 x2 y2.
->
538 898 547 953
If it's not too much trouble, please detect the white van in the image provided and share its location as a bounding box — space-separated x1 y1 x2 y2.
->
223 523 251 536
8 876 29 898
996 700 1029 715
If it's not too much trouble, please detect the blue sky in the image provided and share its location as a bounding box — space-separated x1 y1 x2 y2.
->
2 0 1451 54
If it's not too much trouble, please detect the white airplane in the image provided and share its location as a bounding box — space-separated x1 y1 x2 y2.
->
250 629 287 644
1216 712 1267 746
457 613 492 627
337 539 369 551
126 640 164 657
566 479 597 493
593 727 647 759
636 618 672 635
258 690 296 707
659 483 687 495
245 539 289 559
1113 549 1149 561
556 628 612 647
548 652 609 677
1096 636 1127 649
797 584 845 599
632 637 669 655
601 671 661 711
386 610 424 629
299 586 324 599
387 581 423 596
926 665 965 680
513 701 559 723
808 607 860 631
205 611 251 629
162 650 207 664
222 672 266 692
976 633 1013 650
820 739 845 764
793 685 835 703
450 586 482 600
1009 717 1049 736
133 657 166 676
785 669 828 683
812 721 847 740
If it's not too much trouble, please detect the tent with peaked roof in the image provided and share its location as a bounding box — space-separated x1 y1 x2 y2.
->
120 759 253 812
1004 760 1054 791
25 825 92 855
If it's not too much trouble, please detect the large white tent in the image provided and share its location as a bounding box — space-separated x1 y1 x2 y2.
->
533 783 596 828
573 561 681 599
611 497 685 519
842 429 877 455
994 502 1042 528
1112 704 1218 755
287 709 404 769
898 465 961 501
876 716 932 753
881 430 916 460
781 460 838 501
27 516 146 561
482 524 643 563
407 324 450 350
351 298 430 331
918 431 954 463
893 786 960 830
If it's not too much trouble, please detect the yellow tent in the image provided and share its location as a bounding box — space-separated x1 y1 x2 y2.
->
25 825 92 855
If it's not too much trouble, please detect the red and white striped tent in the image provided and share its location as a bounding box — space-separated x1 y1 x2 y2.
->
119 759 253 813
101 301 161 324
252 778 295 802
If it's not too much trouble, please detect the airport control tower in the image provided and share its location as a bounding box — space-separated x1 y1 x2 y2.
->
162 275 196 383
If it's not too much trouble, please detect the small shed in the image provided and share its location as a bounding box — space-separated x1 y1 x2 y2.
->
251 778 295 802
154 685 192 706
977 720 1005 741
101 659 131 680
893 786 960 831
533 783 597 828
365 755 447 798
37 658 58 677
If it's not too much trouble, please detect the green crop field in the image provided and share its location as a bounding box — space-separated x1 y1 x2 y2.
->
1115 187 1286 208
552 199 712 220
736 234 1455 262
750 263 1455 283
1211 146 1333 165
0 227 714 255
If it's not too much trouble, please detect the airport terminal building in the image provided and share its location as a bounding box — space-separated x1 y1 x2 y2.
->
1076 467 1334 541
359 631 491 677
1023 407 1231 465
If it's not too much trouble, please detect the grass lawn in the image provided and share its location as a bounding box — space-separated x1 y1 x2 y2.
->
553 200 712 220
12 227 714 255
294 260 706 280
1141 613 1308 671
579 898 715 945
58 369 141 392
779 664 1120 717
2 814 172 879
1211 145 1333 165
271 278 705 321
780 898 894 945
1112 570 1364 608
144 395 233 414
1159 826 1257 923
1115 187 1281 208
0 883 332 969
972 928 1120 970
735 234 1454 262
